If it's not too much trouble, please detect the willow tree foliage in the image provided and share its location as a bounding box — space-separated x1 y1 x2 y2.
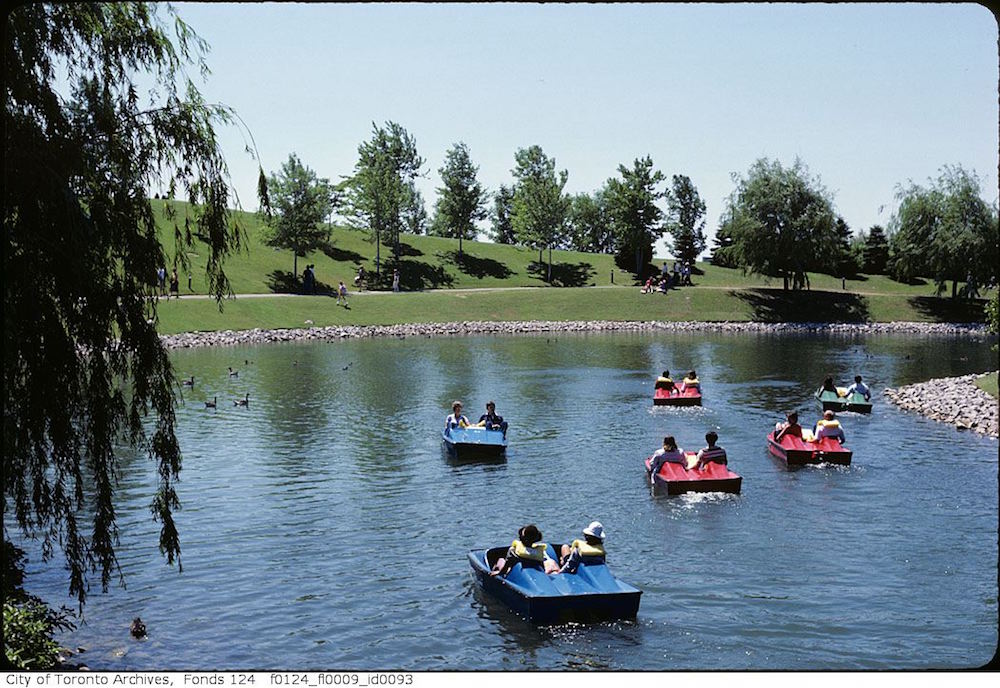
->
4 3 254 607
888 166 999 298
264 153 334 279
511 146 570 282
664 174 707 267
431 142 488 258
342 121 424 279
718 158 838 290
605 156 666 277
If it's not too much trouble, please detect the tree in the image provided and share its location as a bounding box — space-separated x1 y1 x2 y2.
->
510 146 570 282
718 158 838 289
664 174 707 267
4 3 252 609
342 121 424 280
567 190 614 253
605 156 666 277
490 185 517 245
264 153 333 280
888 165 999 297
403 183 428 236
709 225 737 267
861 225 890 274
432 142 488 258
832 216 859 277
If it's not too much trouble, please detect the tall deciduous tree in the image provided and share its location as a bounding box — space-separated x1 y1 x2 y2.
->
490 185 517 245
718 158 838 290
510 146 570 282
342 121 424 280
4 3 253 607
432 142 488 258
264 153 333 280
888 165 999 298
664 174 707 267
567 190 614 254
605 156 666 277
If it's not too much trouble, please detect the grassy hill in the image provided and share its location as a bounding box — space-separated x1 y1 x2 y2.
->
152 200 993 333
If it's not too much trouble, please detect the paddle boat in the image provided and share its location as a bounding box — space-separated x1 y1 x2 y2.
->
766 429 852 466
442 425 507 459
653 386 702 407
468 544 641 625
816 388 872 414
644 453 741 495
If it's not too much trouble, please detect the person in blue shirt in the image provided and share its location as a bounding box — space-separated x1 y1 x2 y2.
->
476 400 508 438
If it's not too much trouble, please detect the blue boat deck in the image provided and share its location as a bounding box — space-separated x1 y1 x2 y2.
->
443 426 507 459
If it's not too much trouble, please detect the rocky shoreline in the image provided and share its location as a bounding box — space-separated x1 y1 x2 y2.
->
884 373 999 439
159 319 990 349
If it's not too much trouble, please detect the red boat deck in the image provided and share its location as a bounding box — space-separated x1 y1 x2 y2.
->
766 431 852 466
653 386 702 406
644 452 741 495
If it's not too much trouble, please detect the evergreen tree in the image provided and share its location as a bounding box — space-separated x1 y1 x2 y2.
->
861 225 890 274
432 142 488 257
605 156 666 278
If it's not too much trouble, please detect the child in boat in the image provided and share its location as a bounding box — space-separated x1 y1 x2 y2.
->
696 431 728 468
557 521 607 574
774 412 803 441
654 370 675 393
845 375 871 401
445 401 470 432
681 370 701 393
813 410 846 443
490 524 559 577
818 375 840 397
649 435 686 482
475 400 508 438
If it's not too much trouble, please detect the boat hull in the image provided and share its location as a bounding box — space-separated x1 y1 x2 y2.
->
767 431 852 466
653 387 702 406
644 453 741 494
816 390 872 414
443 426 507 459
468 547 641 625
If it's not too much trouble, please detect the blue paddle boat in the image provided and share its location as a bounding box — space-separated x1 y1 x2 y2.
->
443 425 507 459
468 544 641 624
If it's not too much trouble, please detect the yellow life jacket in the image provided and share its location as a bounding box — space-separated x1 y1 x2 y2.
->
656 376 673 383
816 419 841 429
570 539 606 559
683 377 699 385
511 539 547 562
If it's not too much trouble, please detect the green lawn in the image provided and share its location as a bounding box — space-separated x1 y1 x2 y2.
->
974 372 998 398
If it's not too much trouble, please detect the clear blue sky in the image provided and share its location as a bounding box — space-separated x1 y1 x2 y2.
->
174 2 998 256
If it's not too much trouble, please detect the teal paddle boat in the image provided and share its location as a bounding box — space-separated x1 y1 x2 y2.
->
816 387 872 414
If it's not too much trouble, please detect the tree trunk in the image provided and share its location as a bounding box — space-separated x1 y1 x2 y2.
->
783 274 789 290
376 232 381 280
459 231 463 260
548 245 552 283
294 253 298 287
952 279 958 299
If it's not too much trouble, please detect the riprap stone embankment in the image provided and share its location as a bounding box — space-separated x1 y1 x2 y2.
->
884 373 999 439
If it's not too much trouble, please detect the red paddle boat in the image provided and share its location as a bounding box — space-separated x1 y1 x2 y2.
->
766 430 852 466
653 386 702 407
644 453 741 495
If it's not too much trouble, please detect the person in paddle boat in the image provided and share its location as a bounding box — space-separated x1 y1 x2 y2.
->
654 370 676 394
695 431 727 468
445 401 470 434
649 435 687 481
818 374 841 397
774 411 803 441
557 521 607 574
680 370 701 394
475 400 508 438
845 374 871 401
490 524 560 577
813 410 846 443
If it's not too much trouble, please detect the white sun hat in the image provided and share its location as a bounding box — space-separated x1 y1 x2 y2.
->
582 521 605 541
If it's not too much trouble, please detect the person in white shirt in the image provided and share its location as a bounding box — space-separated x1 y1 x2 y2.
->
845 375 871 401
444 400 470 433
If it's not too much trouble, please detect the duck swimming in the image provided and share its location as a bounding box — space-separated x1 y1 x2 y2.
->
130 617 147 639
228 367 239 377
234 393 250 406
181 376 194 386
205 396 217 409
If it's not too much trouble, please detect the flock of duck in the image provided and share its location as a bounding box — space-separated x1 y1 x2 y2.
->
181 363 252 408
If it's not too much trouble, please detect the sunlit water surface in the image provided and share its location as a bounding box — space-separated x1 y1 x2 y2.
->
14 331 998 669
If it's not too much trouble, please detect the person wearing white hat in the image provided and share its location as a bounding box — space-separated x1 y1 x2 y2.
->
557 521 607 574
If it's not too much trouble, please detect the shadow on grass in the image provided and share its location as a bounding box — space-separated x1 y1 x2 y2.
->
395 241 423 258
440 250 514 280
732 288 871 322
267 270 335 295
320 243 365 264
907 296 987 323
527 261 595 287
365 260 455 291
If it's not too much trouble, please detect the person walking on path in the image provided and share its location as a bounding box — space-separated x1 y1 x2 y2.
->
392 268 400 293
169 268 179 299
337 280 349 307
157 266 166 296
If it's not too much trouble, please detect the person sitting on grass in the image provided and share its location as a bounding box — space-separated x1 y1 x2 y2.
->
813 410 846 444
648 435 686 482
774 412 803 442
557 521 607 574
681 370 701 393
491 524 559 577
845 375 871 401
696 431 728 468
641 276 654 294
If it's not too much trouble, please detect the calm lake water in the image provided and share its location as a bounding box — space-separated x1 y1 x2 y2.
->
15 331 999 670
